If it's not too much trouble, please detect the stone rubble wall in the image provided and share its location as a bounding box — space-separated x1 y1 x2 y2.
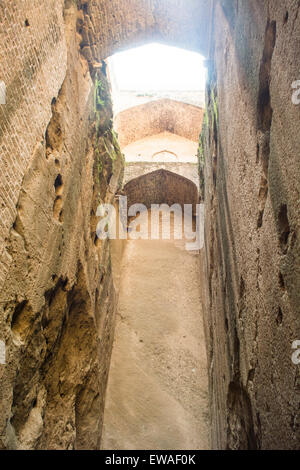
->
201 0 300 450
0 0 67 290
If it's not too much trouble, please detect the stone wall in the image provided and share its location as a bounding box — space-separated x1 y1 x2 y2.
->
0 0 208 450
201 0 300 450
0 2 124 449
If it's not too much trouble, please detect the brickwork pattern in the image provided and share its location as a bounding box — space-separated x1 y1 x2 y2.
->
115 99 204 148
124 169 198 210
79 0 211 60
0 0 67 289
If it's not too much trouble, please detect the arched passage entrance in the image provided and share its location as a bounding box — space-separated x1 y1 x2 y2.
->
103 189 209 451
0 0 211 447
123 169 199 210
101 42 208 447
77 0 211 61
0 0 298 452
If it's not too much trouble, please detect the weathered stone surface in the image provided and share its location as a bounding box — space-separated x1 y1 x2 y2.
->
115 99 204 148
0 3 123 450
76 0 211 60
0 0 67 290
201 0 300 450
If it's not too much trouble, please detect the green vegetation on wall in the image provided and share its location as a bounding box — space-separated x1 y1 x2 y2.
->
94 73 105 144
93 72 106 181
197 86 219 200
211 89 218 123
92 72 124 203
198 108 208 199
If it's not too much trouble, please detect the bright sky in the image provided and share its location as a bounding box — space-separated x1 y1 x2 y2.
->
110 43 206 91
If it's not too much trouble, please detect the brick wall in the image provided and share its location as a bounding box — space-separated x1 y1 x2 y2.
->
115 99 204 148
0 0 67 289
78 0 211 60
124 169 198 210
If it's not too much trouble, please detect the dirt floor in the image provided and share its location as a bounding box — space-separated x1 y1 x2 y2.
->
102 210 210 450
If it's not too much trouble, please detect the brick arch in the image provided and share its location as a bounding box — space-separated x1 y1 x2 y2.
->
152 150 178 162
123 169 199 210
78 0 211 62
115 99 204 148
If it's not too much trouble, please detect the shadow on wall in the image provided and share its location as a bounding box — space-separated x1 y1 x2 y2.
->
123 169 199 211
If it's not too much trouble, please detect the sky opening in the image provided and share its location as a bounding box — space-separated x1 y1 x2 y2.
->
109 43 206 92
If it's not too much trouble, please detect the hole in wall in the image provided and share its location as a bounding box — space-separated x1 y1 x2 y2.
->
257 210 264 229
31 398 37 408
54 174 64 196
53 196 63 222
257 20 277 133
276 307 283 325
46 98 64 156
257 171 269 229
256 19 276 194
278 272 285 290
284 11 289 24
25 19 30 27
278 204 290 251
11 300 28 331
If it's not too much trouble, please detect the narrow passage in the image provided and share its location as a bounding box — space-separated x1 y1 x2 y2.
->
102 210 210 450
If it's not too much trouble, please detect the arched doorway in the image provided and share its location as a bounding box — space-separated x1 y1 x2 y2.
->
123 169 199 210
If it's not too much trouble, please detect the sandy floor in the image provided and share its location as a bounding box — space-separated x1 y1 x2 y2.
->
102 211 210 450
